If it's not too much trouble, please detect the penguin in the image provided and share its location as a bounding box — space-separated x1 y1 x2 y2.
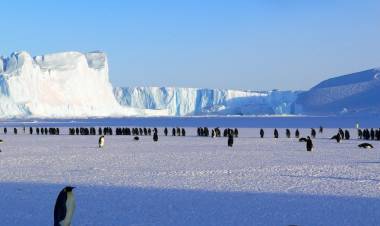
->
260 129 264 138
54 186 76 226
227 134 233 147
153 132 158 142
331 133 341 143
172 128 176 136
0 139 3 143
295 129 300 138
319 126 323 133
358 129 363 139
98 135 105 148
274 129 279 138
306 136 313 151
164 128 168 136
134 136 139 141
311 128 316 138
299 137 307 142
286 129 291 138
344 130 350 140
358 143 373 149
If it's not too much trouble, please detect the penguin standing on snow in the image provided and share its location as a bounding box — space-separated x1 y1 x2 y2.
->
331 133 341 143
274 129 279 138
286 129 291 138
306 136 313 151
311 128 316 138
153 132 158 142
98 135 105 148
260 129 264 138
228 134 234 147
54 186 76 226
358 143 374 149
295 129 300 138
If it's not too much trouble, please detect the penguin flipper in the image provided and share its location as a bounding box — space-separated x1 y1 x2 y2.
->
54 190 67 226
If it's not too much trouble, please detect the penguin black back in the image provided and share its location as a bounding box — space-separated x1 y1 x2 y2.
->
274 129 279 138
286 129 291 138
153 132 158 142
306 136 313 151
358 143 374 149
295 129 300 138
260 129 264 138
228 134 233 147
54 186 75 226
299 137 307 142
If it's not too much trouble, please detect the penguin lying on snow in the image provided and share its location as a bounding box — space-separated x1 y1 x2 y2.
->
298 137 307 142
54 186 76 226
0 139 3 143
134 136 140 141
98 135 105 148
358 143 374 149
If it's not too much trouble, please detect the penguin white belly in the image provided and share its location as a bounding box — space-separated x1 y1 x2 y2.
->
99 138 105 148
60 192 76 226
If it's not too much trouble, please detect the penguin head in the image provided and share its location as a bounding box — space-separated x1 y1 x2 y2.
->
64 186 75 192
307 136 310 139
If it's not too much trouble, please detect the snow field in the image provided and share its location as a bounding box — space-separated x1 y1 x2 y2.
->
0 128 379 225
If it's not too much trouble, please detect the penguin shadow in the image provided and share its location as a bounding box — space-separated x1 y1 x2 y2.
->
1 182 379 226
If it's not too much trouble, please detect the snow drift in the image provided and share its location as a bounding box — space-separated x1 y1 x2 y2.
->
296 68 380 115
0 51 163 118
114 87 300 116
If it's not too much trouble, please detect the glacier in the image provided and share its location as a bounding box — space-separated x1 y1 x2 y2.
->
114 87 300 116
0 51 164 118
296 68 380 115
1 50 379 118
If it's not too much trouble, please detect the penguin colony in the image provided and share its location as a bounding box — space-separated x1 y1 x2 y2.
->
0 126 376 152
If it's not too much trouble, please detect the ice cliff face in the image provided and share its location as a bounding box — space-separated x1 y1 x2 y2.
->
296 68 380 115
2 50 377 118
114 87 300 116
0 51 151 118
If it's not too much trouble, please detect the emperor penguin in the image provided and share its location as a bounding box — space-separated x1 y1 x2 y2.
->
358 143 373 149
98 135 105 148
306 136 313 151
228 134 234 147
260 129 264 138
298 137 307 142
54 186 76 226
153 132 158 142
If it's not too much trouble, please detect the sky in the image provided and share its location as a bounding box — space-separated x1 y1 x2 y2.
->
1 0 380 91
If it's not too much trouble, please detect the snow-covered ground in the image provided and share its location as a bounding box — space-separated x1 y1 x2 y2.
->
0 127 380 226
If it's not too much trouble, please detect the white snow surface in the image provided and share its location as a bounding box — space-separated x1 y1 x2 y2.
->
0 51 165 118
0 128 379 225
114 87 300 116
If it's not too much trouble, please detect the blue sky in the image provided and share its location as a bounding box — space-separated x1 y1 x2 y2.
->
1 0 380 90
